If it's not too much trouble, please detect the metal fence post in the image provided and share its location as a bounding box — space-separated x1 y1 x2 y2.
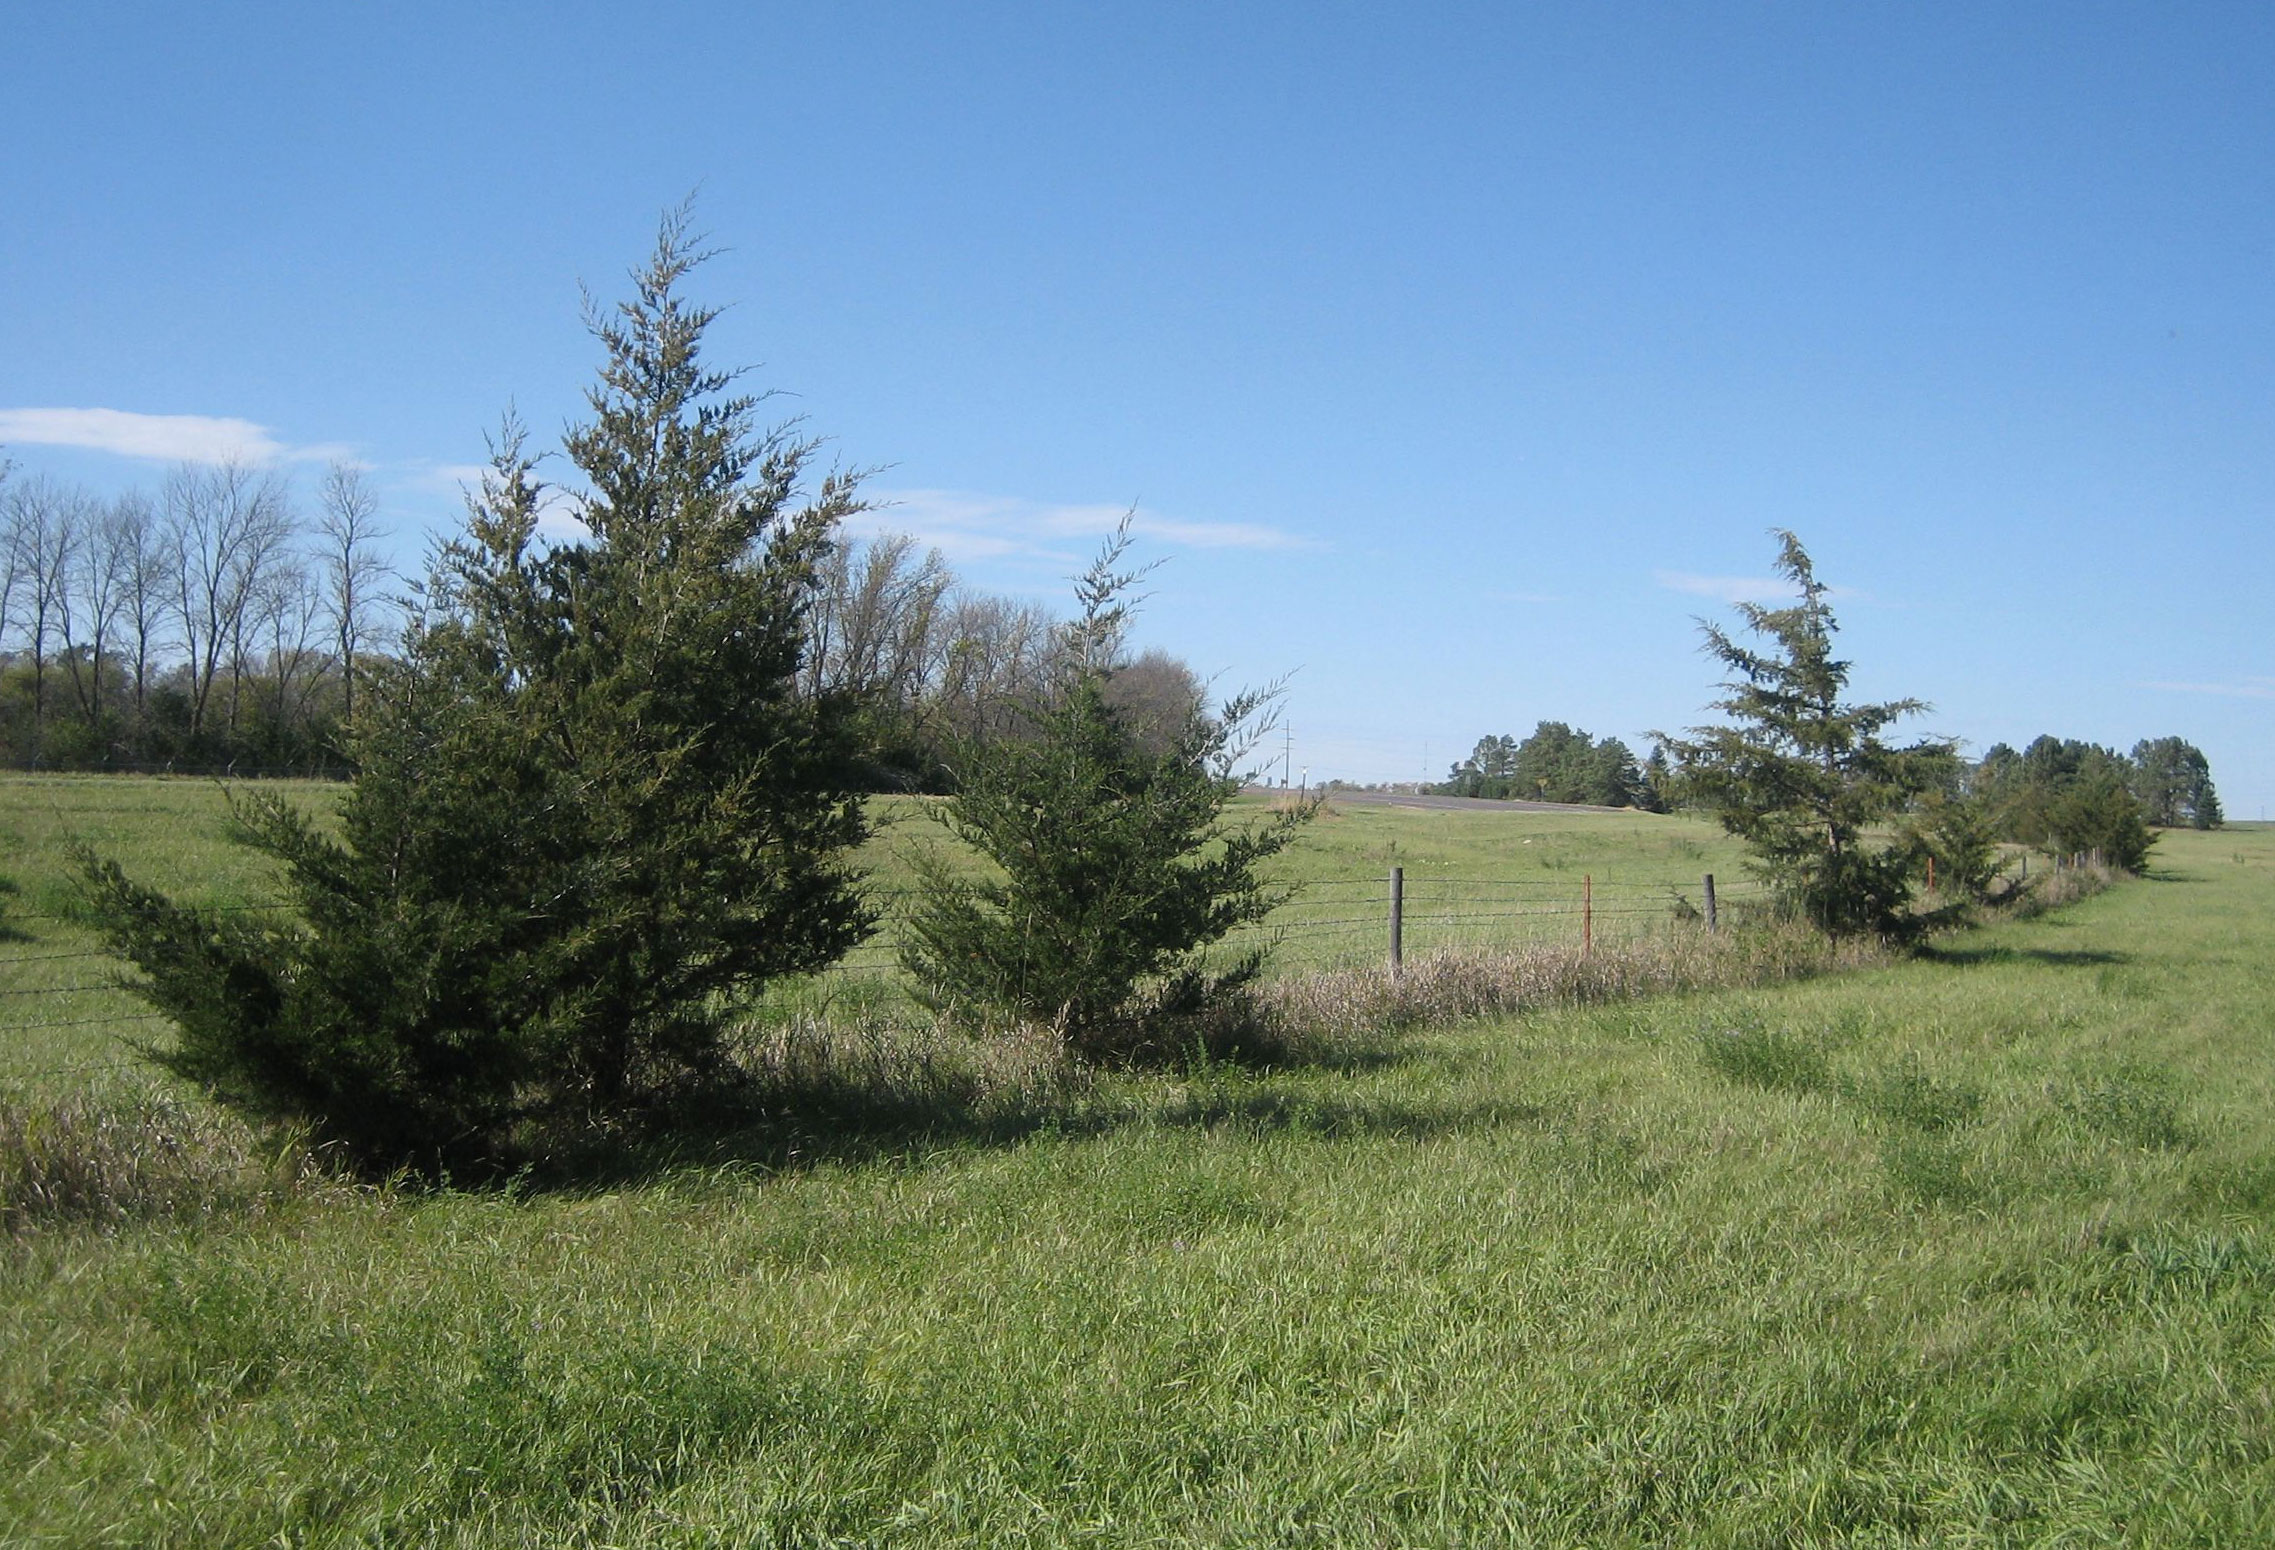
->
1703 872 1718 934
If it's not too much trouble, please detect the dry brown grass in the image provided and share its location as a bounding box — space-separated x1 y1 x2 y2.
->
1261 920 1886 1047
725 1009 1090 1128
2002 859 2116 916
1 1086 339 1236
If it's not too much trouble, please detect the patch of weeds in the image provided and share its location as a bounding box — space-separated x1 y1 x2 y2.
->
1696 1014 1832 1095
140 1255 349 1406
2123 1232 2275 1299
1881 1134 1983 1206
2189 1157 2275 1213
1549 1122 1670 1196
1846 1055 1984 1134
2050 1063 2192 1151
1583 1005 1664 1044
1101 1168 1274 1240
3 1086 327 1235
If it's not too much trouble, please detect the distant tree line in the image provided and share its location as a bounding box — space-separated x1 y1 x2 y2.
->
0 458 392 774
799 531 1206 791
1433 704 2219 873
1 450 1193 788
1964 734 2219 868
1436 721 1665 809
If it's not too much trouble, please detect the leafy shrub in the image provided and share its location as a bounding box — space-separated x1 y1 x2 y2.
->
2046 771 2158 872
1908 792 2004 902
1881 1134 1982 1206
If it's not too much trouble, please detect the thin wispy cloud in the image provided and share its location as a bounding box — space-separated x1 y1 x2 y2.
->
858 487 1311 564
1653 569 1799 605
0 406 353 467
2140 676 2275 701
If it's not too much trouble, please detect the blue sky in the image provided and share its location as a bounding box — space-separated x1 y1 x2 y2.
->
4 3 2270 810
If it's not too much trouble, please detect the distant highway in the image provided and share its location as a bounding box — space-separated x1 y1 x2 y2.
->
1246 787 1638 816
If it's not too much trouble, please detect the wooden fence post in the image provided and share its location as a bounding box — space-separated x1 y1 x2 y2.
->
1389 865 1404 975
1703 873 1718 934
1583 873 1593 956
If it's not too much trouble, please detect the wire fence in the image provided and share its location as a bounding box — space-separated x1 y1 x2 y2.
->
3 870 1770 1035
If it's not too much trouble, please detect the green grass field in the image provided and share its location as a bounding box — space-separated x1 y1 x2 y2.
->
5 774 2274 1543
3 773 1761 1081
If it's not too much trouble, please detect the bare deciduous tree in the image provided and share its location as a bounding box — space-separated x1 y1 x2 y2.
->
60 491 135 728
251 555 331 736
930 590 1056 746
316 461 392 728
9 476 84 748
1104 647 1208 759
109 492 169 725
804 532 953 702
163 460 295 741
0 455 22 663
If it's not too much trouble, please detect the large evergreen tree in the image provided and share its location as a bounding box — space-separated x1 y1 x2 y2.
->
82 212 873 1169
1662 532 1954 937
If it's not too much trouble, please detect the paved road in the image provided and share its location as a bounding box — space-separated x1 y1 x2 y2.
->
1248 787 1636 816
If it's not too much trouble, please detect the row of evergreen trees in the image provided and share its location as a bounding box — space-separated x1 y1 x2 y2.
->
81 215 1297 1173
57 213 2229 1176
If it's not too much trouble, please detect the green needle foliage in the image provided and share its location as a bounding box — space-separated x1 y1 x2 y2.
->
80 211 873 1171
1664 531 1955 939
901 527 1312 1063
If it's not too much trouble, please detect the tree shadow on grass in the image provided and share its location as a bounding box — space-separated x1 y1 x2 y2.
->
1145 1086 1557 1141
521 1044 1489 1196
1920 944 2130 969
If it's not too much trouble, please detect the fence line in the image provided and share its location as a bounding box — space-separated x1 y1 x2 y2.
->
4 870 1753 1021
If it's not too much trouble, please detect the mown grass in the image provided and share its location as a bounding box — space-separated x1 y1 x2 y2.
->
2 769 2272 1542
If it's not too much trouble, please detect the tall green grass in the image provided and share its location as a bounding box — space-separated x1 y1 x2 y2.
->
3 777 2272 1540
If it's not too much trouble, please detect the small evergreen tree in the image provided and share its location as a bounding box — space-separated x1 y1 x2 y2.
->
2046 769 2158 871
900 526 1310 1063
1907 790 2003 902
1661 532 1954 938
81 211 873 1170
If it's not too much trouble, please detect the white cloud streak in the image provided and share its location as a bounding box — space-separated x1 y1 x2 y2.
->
858 487 1310 563
1652 569 1799 605
0 406 351 467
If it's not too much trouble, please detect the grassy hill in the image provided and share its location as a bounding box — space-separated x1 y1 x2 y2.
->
5 774 2273 1541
